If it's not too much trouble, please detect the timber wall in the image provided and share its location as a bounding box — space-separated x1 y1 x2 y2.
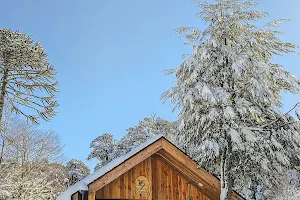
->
95 155 210 200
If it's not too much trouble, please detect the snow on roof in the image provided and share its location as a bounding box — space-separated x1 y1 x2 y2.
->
56 134 163 200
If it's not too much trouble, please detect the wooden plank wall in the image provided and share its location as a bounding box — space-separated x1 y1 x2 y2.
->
95 157 152 199
152 155 210 200
95 155 210 200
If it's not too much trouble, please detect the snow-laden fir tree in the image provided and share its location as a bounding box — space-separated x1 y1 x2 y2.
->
65 159 90 186
162 0 300 199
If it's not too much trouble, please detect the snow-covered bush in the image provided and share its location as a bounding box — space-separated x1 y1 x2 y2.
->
66 159 90 186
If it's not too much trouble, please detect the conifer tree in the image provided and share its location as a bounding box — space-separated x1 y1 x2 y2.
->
163 0 300 199
0 29 58 124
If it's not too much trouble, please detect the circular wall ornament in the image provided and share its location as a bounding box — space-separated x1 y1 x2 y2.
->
135 176 150 196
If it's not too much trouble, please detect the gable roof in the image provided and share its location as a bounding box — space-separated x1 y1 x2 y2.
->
57 135 244 200
56 135 164 200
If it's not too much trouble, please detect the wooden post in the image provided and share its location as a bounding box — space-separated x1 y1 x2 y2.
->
88 192 95 200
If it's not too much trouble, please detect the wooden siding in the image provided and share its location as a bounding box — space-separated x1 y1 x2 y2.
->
152 155 210 200
89 139 163 195
96 157 152 199
95 155 210 200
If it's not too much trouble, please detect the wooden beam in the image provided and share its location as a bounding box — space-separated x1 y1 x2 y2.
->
88 139 163 194
72 192 79 200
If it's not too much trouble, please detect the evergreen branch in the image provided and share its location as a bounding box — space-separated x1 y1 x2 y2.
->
260 102 300 129
266 120 300 131
8 98 40 112
6 99 38 124
6 85 51 101
6 91 46 108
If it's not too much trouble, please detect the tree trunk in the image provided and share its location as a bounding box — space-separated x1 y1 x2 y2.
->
0 120 8 164
0 55 9 164
0 61 9 123
250 181 258 200
220 134 233 200
0 137 4 163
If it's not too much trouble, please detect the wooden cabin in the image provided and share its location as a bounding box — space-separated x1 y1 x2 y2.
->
57 135 244 200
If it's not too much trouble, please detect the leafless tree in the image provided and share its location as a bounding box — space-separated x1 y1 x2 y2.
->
0 114 67 200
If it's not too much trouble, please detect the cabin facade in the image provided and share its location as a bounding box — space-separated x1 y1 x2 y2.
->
57 136 244 200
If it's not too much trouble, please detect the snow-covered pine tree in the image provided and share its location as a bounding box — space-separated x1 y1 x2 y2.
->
162 0 300 199
87 133 115 168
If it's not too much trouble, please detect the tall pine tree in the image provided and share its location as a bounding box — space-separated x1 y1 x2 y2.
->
163 0 300 199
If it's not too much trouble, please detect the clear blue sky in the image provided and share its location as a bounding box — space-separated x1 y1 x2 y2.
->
1 0 300 169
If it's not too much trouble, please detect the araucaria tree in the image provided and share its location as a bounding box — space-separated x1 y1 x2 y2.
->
163 0 300 199
0 29 58 124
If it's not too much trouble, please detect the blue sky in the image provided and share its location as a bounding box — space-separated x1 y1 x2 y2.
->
1 0 300 169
